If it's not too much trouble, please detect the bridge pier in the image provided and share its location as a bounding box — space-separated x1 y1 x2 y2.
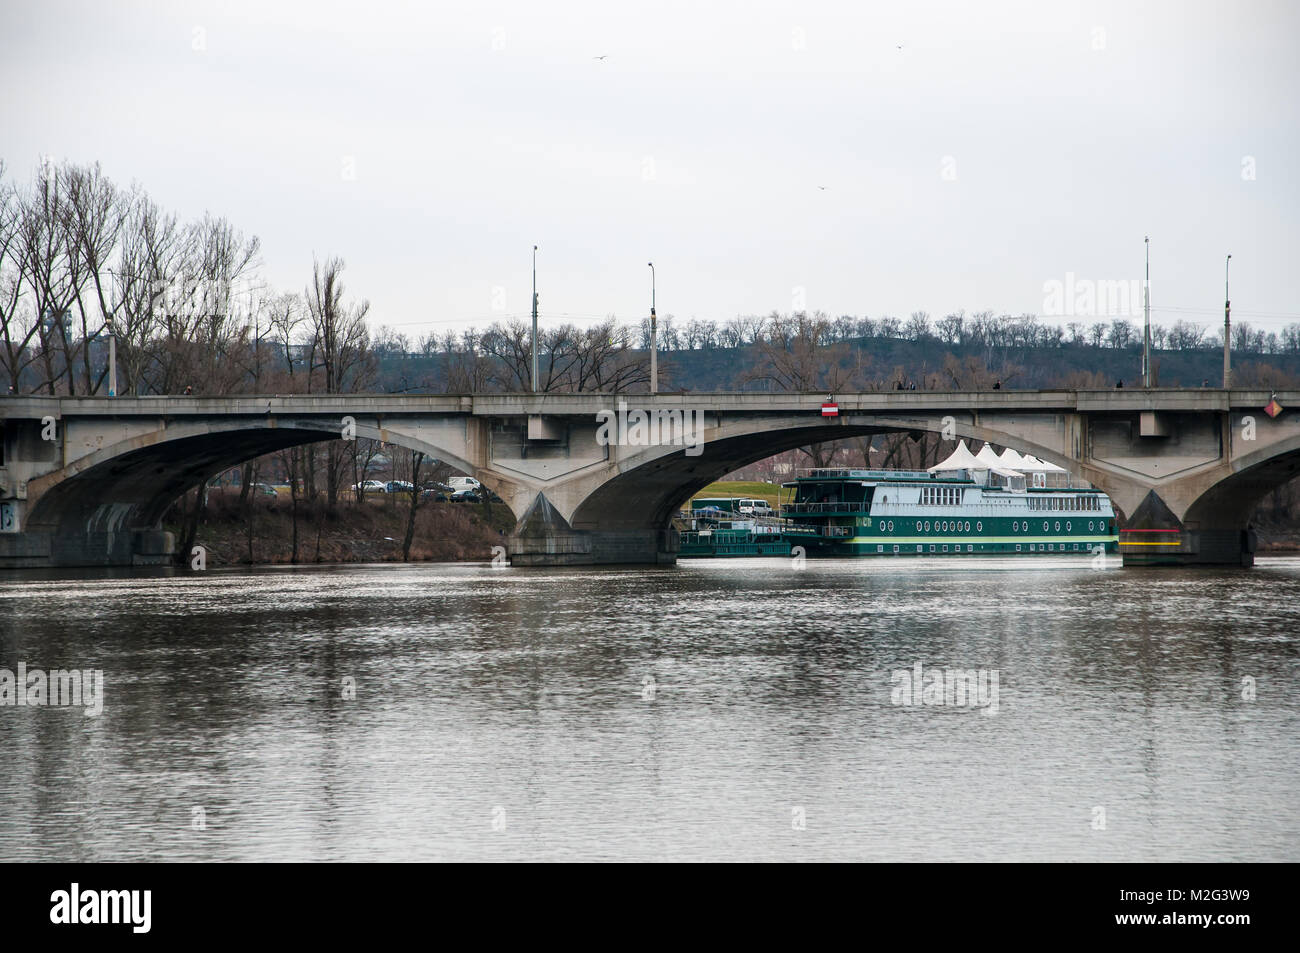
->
0 528 175 569
1120 527 1256 568
1118 490 1256 568
506 493 678 566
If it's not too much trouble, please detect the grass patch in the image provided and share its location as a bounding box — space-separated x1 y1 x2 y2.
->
693 480 789 507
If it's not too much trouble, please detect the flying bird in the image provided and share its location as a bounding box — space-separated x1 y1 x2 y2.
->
817 186 827 190
593 55 608 60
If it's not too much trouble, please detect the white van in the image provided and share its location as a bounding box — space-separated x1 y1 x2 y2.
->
447 476 482 501
738 498 774 517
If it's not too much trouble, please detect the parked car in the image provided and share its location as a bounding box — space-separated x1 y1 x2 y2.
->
447 477 482 502
384 480 415 494
351 480 386 494
738 498 774 517
421 481 452 502
250 482 279 498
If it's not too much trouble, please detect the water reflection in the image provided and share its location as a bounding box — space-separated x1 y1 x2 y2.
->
1 557 1297 861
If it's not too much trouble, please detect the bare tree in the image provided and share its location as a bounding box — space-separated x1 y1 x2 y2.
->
306 256 375 506
399 449 427 561
0 161 42 392
741 312 850 393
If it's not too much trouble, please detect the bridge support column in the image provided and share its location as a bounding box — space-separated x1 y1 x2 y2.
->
0 528 175 569
507 493 678 566
1119 490 1255 568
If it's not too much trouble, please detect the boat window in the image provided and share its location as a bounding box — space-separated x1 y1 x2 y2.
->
1043 521 1049 532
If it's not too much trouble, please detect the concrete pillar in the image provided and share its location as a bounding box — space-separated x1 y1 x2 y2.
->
506 492 678 566
1119 490 1255 568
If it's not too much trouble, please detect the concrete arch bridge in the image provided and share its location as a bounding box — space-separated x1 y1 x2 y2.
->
0 389 1296 568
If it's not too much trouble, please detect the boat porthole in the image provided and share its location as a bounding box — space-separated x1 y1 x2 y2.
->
1043 521 1049 532
1013 521 1019 531
1066 521 1071 531
976 521 982 532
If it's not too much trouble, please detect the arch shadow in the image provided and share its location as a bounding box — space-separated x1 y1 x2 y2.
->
570 415 1082 531
27 418 506 538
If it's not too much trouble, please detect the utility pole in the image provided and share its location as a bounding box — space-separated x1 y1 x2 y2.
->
107 333 116 397
1223 254 1232 388
1142 236 1152 388
253 300 261 392
648 262 657 394
531 245 539 392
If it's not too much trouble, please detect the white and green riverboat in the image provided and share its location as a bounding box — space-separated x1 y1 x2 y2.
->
781 465 1118 557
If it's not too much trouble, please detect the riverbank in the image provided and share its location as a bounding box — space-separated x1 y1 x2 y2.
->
166 491 515 565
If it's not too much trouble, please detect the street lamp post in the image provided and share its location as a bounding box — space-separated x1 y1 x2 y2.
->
1142 237 1151 388
531 245 539 393
648 262 657 394
107 333 116 397
1223 254 1232 389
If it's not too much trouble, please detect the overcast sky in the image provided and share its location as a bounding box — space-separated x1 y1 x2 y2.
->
3 0 1297 338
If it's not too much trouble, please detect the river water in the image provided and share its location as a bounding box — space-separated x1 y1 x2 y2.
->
1 555 1296 862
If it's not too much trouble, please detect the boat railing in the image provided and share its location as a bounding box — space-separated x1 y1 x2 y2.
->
782 501 871 514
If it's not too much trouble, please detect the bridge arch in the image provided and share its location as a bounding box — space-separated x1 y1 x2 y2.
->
566 412 1094 533
24 417 502 552
1182 433 1300 529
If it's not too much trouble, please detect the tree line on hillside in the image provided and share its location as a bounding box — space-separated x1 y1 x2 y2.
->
6 160 1299 402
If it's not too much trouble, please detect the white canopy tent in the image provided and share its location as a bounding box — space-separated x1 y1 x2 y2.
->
998 447 1028 469
975 443 1003 468
1018 453 1071 487
929 440 982 472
